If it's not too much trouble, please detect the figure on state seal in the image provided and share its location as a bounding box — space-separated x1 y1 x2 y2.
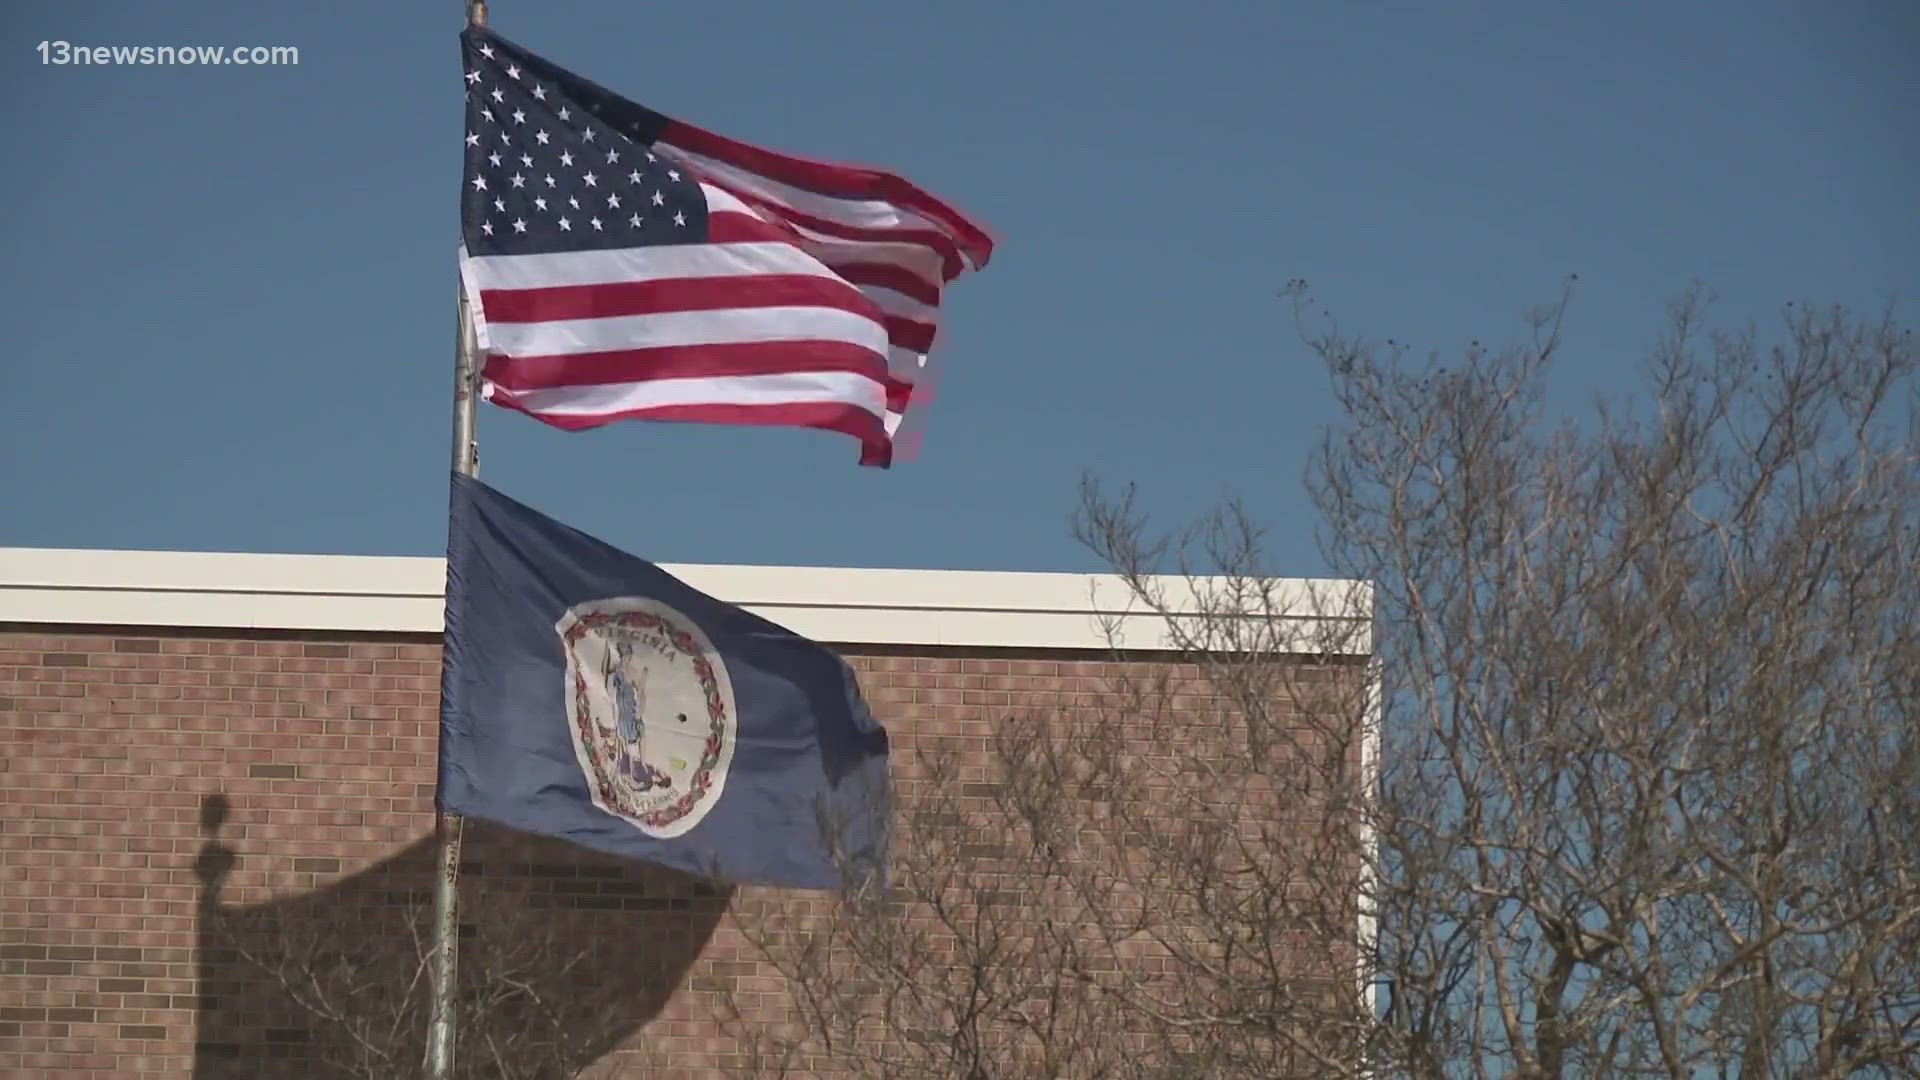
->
603 638 674 793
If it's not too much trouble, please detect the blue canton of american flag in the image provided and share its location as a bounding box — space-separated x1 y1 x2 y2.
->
457 26 994 467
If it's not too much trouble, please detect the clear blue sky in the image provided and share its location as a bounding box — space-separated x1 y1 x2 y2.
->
3 1 1914 576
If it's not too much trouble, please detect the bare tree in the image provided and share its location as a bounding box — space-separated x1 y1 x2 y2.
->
727 509 1378 1078
1303 283 1920 1079
731 285 1919 1079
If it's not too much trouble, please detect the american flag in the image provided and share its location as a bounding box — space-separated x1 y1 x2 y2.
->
457 26 993 467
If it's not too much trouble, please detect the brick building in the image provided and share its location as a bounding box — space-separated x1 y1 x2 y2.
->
0 546 1372 1078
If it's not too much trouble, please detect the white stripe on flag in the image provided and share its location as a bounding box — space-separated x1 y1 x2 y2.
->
890 347 928 378
481 306 890 359
785 226 947 285
666 144 960 240
491 370 889 417
702 179 950 292
860 284 940 326
462 240 843 292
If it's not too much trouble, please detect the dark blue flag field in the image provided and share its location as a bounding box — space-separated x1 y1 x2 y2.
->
436 473 889 890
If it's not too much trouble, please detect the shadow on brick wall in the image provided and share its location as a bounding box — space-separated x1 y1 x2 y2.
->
192 793 731 1079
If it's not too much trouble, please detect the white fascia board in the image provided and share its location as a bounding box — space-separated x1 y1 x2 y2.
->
0 547 1370 654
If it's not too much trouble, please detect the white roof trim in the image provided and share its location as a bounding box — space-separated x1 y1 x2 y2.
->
0 547 1370 654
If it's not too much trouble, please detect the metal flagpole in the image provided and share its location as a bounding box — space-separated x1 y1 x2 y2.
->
426 4 487 1075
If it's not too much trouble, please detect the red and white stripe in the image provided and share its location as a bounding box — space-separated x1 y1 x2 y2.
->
460 118 992 468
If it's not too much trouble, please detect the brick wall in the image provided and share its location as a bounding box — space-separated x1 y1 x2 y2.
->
0 624 1355 1078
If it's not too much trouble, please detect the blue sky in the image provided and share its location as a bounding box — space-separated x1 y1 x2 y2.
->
3 1 1914 576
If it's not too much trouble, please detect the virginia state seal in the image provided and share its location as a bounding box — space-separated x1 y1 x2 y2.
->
556 597 738 838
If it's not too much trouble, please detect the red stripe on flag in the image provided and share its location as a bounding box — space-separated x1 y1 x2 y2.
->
702 210 947 308
660 120 995 270
698 175 968 282
704 209 813 247
702 208 948 297
834 262 942 307
884 316 937 355
484 391 894 467
481 340 891 391
485 350 914 416
477 273 884 325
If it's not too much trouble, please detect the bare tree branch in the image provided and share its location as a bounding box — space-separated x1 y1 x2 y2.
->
730 287 1917 1080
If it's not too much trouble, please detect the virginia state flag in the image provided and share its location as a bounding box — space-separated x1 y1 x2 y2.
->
436 473 889 890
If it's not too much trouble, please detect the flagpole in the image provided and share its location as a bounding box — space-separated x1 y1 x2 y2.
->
426 5 487 1077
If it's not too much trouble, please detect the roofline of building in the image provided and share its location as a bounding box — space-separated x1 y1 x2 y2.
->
0 547 1370 655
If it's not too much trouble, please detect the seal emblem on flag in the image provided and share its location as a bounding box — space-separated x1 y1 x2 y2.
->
556 598 738 838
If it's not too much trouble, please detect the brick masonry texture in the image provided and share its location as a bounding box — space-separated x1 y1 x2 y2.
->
0 624 1348 1078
